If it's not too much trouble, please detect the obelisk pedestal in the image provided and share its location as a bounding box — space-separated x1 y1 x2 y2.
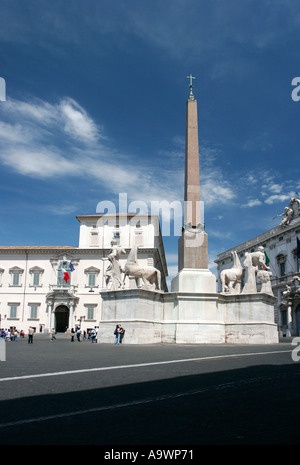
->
173 229 216 293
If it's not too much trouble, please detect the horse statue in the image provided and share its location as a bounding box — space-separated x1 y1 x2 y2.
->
220 250 243 294
124 245 161 291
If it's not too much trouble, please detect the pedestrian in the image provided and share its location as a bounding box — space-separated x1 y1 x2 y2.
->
70 328 75 342
28 326 34 344
91 328 96 343
114 324 125 345
76 328 82 342
51 328 56 341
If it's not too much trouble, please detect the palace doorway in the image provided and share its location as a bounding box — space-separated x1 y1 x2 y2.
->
55 305 69 332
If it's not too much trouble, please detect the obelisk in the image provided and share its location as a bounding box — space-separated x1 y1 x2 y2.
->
172 75 216 293
178 75 208 271
184 74 201 229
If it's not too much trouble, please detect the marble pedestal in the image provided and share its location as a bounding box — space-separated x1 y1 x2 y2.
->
219 292 279 344
171 267 217 293
99 279 278 344
99 288 165 344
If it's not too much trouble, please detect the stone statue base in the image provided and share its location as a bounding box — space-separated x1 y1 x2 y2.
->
218 292 278 344
98 287 278 345
171 267 216 293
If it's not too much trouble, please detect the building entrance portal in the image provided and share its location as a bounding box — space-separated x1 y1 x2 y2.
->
55 305 69 332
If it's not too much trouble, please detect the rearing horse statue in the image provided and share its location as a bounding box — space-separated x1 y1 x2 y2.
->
220 250 243 294
124 245 161 291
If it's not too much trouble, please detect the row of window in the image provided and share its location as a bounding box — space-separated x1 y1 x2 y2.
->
0 263 101 288
2 303 97 321
90 230 143 247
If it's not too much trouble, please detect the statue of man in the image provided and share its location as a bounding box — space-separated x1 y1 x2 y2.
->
289 197 300 217
278 206 294 226
242 246 270 294
105 240 126 290
250 246 269 270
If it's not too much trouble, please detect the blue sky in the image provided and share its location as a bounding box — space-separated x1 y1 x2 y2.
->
0 0 300 286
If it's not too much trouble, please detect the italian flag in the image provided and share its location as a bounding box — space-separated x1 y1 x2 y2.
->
264 251 270 265
61 267 70 283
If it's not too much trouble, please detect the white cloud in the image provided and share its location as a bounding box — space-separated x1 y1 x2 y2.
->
0 96 185 208
4 98 57 125
201 177 235 206
209 230 232 240
59 98 100 143
242 199 262 208
3 97 101 144
268 183 283 193
264 194 291 205
0 148 77 178
0 122 34 144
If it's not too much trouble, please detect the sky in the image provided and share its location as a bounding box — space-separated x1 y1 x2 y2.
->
0 0 300 288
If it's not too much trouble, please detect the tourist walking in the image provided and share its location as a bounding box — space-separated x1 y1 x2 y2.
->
51 328 56 341
76 328 82 342
70 328 75 342
28 326 34 344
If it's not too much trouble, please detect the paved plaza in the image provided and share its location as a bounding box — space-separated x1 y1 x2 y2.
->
0 333 299 447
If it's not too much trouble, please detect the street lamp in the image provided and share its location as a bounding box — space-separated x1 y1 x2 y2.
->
78 315 86 327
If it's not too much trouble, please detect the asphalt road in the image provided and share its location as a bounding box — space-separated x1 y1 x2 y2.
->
0 333 299 449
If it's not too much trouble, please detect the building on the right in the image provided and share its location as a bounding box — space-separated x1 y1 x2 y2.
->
215 197 300 337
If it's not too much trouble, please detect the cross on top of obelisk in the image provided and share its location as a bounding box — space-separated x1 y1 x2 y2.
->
187 74 196 100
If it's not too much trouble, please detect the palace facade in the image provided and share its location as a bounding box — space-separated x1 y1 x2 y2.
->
0 213 168 334
215 204 300 337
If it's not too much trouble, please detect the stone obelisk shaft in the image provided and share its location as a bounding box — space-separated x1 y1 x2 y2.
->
184 98 201 227
178 86 208 271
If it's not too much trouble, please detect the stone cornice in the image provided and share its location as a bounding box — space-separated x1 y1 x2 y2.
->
215 216 300 263
0 246 76 254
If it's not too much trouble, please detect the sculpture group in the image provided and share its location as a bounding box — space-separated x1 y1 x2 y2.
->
282 275 300 302
276 196 300 227
220 246 273 296
105 242 161 292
